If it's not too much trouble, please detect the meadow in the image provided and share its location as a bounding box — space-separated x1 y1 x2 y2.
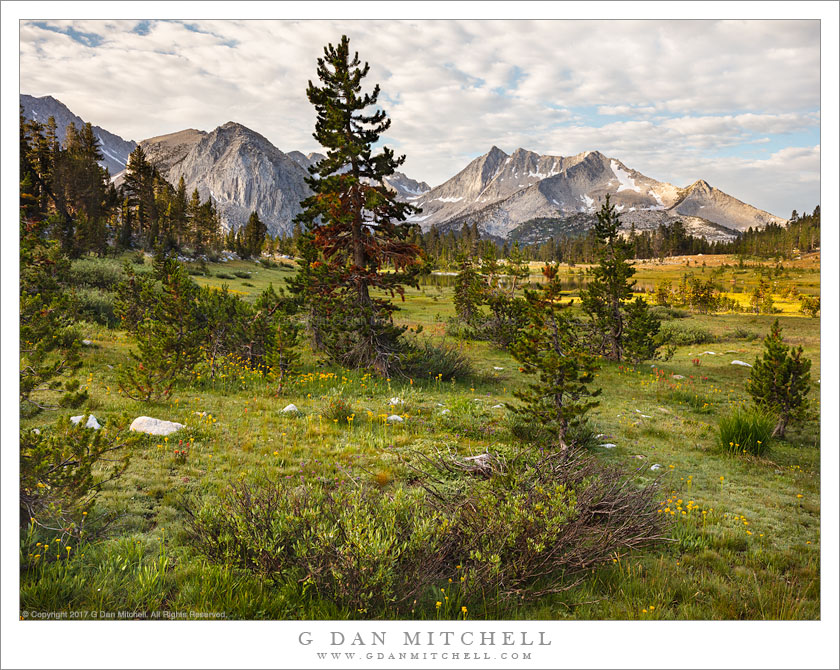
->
19 253 821 620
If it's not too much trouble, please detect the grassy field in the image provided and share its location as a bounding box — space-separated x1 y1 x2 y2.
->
19 253 821 620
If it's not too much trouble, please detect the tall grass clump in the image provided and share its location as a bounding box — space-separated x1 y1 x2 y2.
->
400 339 473 381
659 321 716 346
717 407 773 457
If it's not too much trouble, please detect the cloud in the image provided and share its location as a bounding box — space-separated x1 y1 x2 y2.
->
19 19 820 216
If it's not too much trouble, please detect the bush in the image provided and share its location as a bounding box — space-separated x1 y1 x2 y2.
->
69 259 127 291
216 272 235 280
259 258 279 269
75 288 118 327
233 271 251 279
186 481 447 614
186 448 670 615
717 408 773 457
659 322 716 346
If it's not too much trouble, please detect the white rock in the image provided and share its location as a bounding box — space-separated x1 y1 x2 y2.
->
493 366 504 371
82 339 93 346
650 464 662 471
601 443 617 449
492 404 505 409
699 351 717 356
731 360 752 367
194 411 207 417
389 397 403 406
281 404 299 414
129 416 185 436
71 414 101 430
32 428 41 435
436 402 445 407
634 409 652 418
439 409 451 415
672 374 685 380
386 414 404 423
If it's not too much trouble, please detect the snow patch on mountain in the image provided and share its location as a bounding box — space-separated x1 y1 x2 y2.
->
610 160 641 193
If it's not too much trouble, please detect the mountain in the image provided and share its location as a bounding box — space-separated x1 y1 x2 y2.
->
145 122 312 236
408 147 786 241
20 94 137 176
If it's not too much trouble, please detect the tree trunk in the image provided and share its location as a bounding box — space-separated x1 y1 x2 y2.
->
772 416 786 438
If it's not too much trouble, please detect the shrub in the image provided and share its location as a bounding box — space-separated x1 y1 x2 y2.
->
216 272 235 280
185 480 448 614
75 288 118 327
186 448 670 614
69 259 127 291
658 322 716 346
717 407 773 457
233 271 251 279
799 295 820 318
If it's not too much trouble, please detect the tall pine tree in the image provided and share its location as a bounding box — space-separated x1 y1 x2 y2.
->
292 35 423 375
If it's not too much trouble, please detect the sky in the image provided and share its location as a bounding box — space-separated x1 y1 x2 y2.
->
18 18 822 218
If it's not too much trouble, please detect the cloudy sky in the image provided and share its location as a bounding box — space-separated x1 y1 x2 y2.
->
19 19 821 217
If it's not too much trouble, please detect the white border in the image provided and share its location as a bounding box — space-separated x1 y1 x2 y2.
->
2 3 838 669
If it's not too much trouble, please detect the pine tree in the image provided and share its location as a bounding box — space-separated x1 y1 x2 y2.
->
453 253 485 328
240 211 268 258
746 319 812 438
117 256 208 401
580 195 636 361
293 35 423 375
509 263 600 456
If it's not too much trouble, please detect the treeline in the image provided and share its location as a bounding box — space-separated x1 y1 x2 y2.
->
370 208 820 268
20 112 271 259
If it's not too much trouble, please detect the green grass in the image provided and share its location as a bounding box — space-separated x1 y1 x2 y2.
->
19 252 821 620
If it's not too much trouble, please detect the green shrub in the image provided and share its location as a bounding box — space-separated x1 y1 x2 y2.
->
186 481 447 614
75 288 118 327
69 259 127 290
259 258 279 269
216 272 235 280
717 408 773 457
233 271 251 279
659 322 716 346
186 448 669 615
